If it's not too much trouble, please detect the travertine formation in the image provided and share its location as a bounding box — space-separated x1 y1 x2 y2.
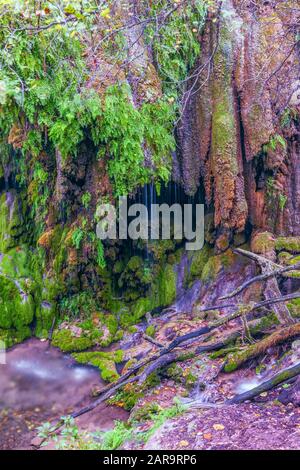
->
177 0 300 241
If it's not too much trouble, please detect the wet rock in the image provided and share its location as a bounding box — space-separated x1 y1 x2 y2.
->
278 377 300 406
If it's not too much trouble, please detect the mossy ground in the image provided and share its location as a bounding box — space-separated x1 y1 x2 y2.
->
72 350 124 383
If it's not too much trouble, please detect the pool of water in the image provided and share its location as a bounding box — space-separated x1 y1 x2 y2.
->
0 339 128 449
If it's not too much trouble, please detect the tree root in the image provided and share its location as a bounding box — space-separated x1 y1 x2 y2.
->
227 362 300 404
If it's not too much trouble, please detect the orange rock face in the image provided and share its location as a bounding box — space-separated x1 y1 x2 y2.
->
177 0 300 237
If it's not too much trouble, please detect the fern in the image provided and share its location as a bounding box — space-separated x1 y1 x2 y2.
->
72 228 84 250
96 240 106 269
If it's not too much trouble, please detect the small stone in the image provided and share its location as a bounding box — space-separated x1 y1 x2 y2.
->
31 436 43 447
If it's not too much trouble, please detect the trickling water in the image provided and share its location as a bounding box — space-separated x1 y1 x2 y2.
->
235 378 261 394
192 379 214 403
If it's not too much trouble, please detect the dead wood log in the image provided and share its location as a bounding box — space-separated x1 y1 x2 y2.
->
138 353 177 384
227 362 300 404
234 248 281 269
142 333 164 348
195 314 281 355
87 293 299 403
223 323 300 372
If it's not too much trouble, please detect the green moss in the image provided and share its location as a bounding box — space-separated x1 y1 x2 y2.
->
189 244 212 279
52 329 93 352
0 326 31 348
249 313 279 335
35 302 56 338
209 347 239 359
159 263 176 307
184 371 197 390
251 231 275 254
107 385 144 411
147 239 176 262
130 402 162 423
145 325 156 338
97 313 119 346
0 192 25 252
224 345 260 373
200 250 236 283
165 364 184 382
175 351 196 362
275 237 300 253
125 297 153 327
287 299 300 318
72 350 124 383
127 256 143 272
0 275 35 330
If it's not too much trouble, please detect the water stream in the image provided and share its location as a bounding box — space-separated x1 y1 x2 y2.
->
0 339 128 449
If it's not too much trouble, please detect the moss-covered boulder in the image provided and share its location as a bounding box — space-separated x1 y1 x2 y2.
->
72 350 124 382
251 231 276 258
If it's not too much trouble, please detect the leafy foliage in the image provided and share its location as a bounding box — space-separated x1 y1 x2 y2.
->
99 84 176 196
37 399 186 450
145 0 208 100
71 227 84 250
262 133 287 153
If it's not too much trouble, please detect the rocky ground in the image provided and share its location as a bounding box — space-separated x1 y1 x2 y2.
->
140 402 300 450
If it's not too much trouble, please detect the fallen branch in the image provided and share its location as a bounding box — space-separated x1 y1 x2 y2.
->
72 352 178 419
142 333 164 348
199 292 300 314
233 248 281 270
138 353 177 384
227 362 300 404
223 323 300 372
195 314 280 355
220 262 300 300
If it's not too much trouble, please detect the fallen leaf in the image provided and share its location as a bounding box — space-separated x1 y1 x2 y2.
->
260 392 268 397
179 440 189 447
213 424 225 431
203 433 212 440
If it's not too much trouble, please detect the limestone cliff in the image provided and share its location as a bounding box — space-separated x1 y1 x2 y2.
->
0 0 299 344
